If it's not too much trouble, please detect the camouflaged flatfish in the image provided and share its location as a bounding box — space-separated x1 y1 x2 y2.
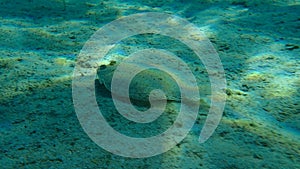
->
97 58 199 102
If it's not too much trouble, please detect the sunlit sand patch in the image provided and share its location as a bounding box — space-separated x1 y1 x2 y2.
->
245 53 278 63
244 72 268 82
222 117 300 155
54 57 68 66
263 77 297 98
0 74 73 102
244 52 298 98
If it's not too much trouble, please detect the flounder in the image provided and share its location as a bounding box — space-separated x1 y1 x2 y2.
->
97 56 200 102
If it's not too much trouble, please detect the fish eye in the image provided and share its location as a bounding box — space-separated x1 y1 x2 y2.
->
99 65 107 70
109 60 117 66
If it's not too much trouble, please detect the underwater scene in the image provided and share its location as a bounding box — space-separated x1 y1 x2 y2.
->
0 0 299 168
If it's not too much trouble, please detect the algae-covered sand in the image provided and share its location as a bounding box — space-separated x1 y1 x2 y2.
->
0 0 299 168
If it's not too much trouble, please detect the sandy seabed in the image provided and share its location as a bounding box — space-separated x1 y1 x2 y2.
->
0 0 299 168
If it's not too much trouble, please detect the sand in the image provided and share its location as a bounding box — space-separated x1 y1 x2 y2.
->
0 0 299 168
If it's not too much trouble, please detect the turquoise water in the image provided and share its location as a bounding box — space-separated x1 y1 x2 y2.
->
0 0 299 168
